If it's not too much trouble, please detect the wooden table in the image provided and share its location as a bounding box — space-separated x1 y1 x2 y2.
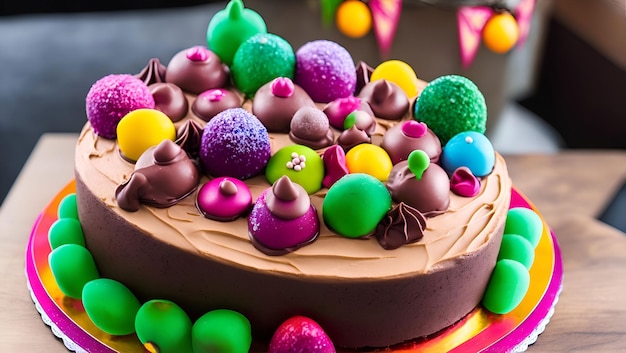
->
1 133 625 352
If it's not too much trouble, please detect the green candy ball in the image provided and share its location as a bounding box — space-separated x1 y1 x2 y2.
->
206 0 267 66
48 218 85 250
482 259 530 314
192 309 252 353
49 244 99 299
82 278 141 336
504 207 543 248
135 299 193 353
231 33 295 97
57 193 79 219
413 75 486 144
323 173 391 238
498 233 535 270
265 145 324 194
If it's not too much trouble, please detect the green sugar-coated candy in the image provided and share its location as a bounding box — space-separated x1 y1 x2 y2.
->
48 218 85 249
265 145 324 195
482 259 530 314
504 207 543 248
192 309 252 353
231 33 295 97
413 75 486 145
135 299 193 353
206 0 267 66
498 233 535 270
323 173 391 238
82 278 141 336
49 244 99 299
57 193 79 219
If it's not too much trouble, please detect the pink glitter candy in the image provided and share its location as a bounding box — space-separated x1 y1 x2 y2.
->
269 316 335 353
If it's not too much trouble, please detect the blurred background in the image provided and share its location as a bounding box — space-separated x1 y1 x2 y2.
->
1 0 624 205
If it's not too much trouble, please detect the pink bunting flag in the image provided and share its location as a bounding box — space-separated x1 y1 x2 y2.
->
369 0 403 58
457 6 494 69
515 0 536 47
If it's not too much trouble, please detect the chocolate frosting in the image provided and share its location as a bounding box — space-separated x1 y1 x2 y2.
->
358 79 409 120
175 120 203 158
192 88 242 122
265 176 310 219
252 77 315 132
115 140 200 211
288 106 334 149
149 83 189 122
337 125 370 151
386 160 450 214
381 121 442 164
375 202 427 250
165 46 229 95
135 58 166 86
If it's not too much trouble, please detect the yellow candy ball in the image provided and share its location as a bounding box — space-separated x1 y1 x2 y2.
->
482 12 519 54
336 0 372 39
345 144 393 182
370 60 420 98
116 108 176 162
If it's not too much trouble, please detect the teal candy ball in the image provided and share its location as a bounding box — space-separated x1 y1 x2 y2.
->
482 259 530 314
505 207 543 248
414 75 487 144
498 233 535 270
82 278 141 336
135 299 193 353
192 309 252 353
48 218 85 249
323 173 391 238
49 244 99 299
58 193 79 219
231 33 295 97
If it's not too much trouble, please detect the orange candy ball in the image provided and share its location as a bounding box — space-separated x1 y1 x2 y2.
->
336 0 372 38
482 12 520 54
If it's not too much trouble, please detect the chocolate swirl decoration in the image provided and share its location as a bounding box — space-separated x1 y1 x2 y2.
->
375 202 427 250
175 120 203 158
135 58 167 86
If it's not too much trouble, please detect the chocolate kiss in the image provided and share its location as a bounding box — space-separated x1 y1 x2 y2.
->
219 179 238 196
372 80 394 104
265 176 310 219
153 140 182 165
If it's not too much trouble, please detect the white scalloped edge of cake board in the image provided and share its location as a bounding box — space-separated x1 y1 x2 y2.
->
511 284 562 353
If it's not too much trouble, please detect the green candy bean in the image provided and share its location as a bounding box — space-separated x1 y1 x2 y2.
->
48 244 99 299
82 278 141 336
192 309 252 353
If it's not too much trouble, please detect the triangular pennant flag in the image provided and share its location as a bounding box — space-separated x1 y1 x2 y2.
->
457 6 494 69
321 0 343 27
515 0 536 47
369 0 403 58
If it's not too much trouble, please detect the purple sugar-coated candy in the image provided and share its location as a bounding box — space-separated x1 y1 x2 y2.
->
86 74 155 139
196 177 252 221
200 108 270 179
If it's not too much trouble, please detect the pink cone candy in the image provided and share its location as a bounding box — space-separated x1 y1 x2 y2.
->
268 316 335 353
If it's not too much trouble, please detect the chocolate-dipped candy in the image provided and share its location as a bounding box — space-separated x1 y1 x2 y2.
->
248 176 320 255
345 143 393 182
381 120 441 164
505 207 543 248
192 88 242 122
48 218 85 249
370 59 420 98
343 109 376 136
295 40 356 103
116 108 176 162
82 278 141 336
253 77 315 132
482 259 530 314
323 173 392 238
49 244 99 299
232 33 296 97
175 119 203 158
414 75 487 144
269 316 335 353
165 46 229 95
86 74 155 139
289 106 334 149
57 193 78 219
200 108 271 179
354 60 374 95
358 79 409 120
206 0 267 66
266 145 324 194
323 96 373 130
196 177 252 221
386 150 450 215
375 202 427 250
149 82 189 122
135 299 194 353
116 140 200 212
337 125 370 151
192 309 252 353
135 58 167 86
321 145 349 188
440 131 495 178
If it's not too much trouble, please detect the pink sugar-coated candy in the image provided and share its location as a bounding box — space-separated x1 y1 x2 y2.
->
322 145 349 188
271 77 295 98
86 74 155 139
268 316 335 353
196 177 252 221
450 166 481 197
324 96 362 130
402 120 427 138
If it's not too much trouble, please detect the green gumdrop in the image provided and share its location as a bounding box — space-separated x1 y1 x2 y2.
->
407 150 430 179
323 173 392 238
135 299 193 353
48 218 85 249
498 233 535 270
504 207 543 248
265 145 324 194
206 0 267 66
231 33 296 97
192 309 252 353
49 244 99 299
482 259 530 314
82 278 141 336
58 193 79 219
